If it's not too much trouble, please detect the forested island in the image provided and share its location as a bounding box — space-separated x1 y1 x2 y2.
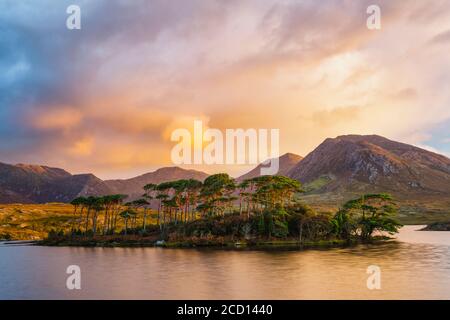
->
39 173 402 248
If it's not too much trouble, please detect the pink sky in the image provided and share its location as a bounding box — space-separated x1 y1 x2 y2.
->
1 0 450 179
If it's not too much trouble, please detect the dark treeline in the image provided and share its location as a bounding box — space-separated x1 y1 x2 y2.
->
50 173 402 244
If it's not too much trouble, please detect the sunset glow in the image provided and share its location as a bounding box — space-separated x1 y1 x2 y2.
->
1 0 450 179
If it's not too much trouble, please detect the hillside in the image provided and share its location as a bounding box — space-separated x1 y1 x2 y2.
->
237 153 303 181
2 134 450 220
288 135 450 217
105 167 209 200
0 163 208 204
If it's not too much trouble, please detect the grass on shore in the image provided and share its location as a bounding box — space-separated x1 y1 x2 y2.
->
2 202 450 241
0 203 154 241
0 203 73 240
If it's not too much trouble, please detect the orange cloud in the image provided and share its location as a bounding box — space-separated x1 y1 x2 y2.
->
31 107 82 131
5 1 450 179
67 137 94 157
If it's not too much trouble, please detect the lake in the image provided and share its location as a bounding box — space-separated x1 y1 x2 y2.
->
0 225 449 299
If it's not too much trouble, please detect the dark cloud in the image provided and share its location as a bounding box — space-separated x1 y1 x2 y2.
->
1 0 449 177
0 0 234 151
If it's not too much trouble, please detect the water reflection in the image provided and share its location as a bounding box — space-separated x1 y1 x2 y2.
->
0 226 449 299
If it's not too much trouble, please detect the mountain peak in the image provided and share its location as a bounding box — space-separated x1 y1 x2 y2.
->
237 152 303 181
0 161 210 203
104 166 209 200
327 134 398 146
2 134 450 213
334 134 384 140
288 134 450 198
14 163 71 178
282 152 303 161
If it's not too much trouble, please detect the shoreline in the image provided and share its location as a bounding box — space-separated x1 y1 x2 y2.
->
0 240 39 246
419 221 450 231
36 237 393 250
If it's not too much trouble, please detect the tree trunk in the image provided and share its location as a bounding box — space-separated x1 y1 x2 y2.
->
77 207 84 231
163 208 166 230
113 213 118 232
299 222 303 243
143 208 147 231
92 212 98 236
71 206 78 233
85 209 91 235
102 208 108 235
157 202 161 228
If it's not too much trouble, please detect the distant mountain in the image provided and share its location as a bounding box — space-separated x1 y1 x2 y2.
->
237 153 303 181
0 163 208 204
51 174 114 201
288 135 450 213
105 167 209 200
0 162 113 203
0 188 33 204
2 134 450 217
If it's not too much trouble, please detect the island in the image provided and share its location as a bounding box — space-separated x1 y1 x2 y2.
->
34 174 402 248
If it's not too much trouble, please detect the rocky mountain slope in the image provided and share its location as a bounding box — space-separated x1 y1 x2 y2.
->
2 134 450 218
288 135 450 215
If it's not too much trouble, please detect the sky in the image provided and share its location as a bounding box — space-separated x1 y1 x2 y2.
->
1 0 450 179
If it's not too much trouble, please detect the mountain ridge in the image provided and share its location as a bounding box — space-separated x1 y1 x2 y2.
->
2 134 450 217
0 163 208 204
237 153 303 182
288 134 450 194
104 167 209 200
288 134 450 215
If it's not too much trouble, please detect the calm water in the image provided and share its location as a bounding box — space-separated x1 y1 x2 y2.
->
0 225 449 299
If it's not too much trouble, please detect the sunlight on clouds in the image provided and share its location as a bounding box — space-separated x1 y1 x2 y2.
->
1 0 450 178
162 115 211 142
67 137 94 157
31 108 82 131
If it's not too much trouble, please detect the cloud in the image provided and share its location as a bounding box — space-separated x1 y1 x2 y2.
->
68 136 94 156
429 29 450 45
389 88 418 101
1 0 450 178
29 107 83 131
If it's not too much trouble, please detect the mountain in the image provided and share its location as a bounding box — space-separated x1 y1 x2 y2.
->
0 162 113 203
288 135 450 214
0 188 33 204
237 153 303 181
105 167 209 200
0 163 208 204
50 174 114 201
2 134 450 217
